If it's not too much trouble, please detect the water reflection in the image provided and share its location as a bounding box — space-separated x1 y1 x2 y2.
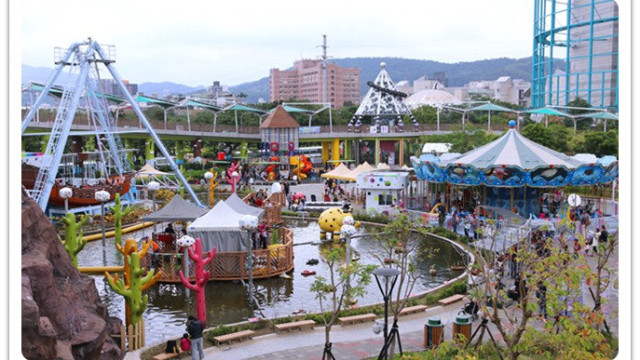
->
78 219 464 344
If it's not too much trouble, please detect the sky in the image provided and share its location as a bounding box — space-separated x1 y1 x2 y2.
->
20 0 534 87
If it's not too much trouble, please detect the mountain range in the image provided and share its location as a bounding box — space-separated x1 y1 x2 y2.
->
22 56 556 104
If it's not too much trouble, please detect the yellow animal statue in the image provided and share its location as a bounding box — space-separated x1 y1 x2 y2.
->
318 207 360 240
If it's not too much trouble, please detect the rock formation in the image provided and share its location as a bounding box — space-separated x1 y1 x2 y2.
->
22 190 124 360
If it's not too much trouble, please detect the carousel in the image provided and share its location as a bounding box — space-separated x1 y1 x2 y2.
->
410 120 618 218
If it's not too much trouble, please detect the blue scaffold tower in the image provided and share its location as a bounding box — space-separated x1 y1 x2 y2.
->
531 0 618 112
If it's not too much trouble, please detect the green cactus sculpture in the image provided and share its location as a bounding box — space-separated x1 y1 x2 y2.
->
61 213 90 267
105 252 162 326
109 193 134 246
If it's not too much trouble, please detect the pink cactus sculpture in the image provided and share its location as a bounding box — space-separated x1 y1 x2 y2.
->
225 162 241 193
178 238 216 325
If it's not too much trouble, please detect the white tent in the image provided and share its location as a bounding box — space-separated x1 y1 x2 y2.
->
187 201 249 252
136 163 169 179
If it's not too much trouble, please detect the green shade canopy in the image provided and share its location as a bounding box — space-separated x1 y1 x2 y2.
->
135 94 177 108
25 82 127 104
525 107 572 117
577 111 618 120
183 99 222 111
225 103 267 113
270 105 314 114
470 103 516 112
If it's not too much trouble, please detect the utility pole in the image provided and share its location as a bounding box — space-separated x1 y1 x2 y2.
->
321 34 328 105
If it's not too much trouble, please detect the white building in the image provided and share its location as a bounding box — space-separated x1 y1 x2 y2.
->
356 171 410 215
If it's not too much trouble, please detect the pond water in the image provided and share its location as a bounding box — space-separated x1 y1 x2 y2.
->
77 219 465 344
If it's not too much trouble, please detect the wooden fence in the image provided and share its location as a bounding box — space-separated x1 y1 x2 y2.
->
112 320 145 352
142 227 294 282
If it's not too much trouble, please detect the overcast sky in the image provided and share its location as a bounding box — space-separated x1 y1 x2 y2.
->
21 0 534 87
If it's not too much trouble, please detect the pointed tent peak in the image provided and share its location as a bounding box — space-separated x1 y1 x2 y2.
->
260 105 300 129
380 62 386 68
355 63 413 117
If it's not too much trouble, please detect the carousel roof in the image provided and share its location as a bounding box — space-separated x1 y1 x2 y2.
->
410 121 618 187
260 105 299 129
442 125 584 170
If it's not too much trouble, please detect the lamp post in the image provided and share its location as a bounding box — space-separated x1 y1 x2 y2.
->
204 171 214 208
231 171 240 194
177 235 195 298
60 187 73 213
374 267 400 360
95 190 111 266
147 181 160 233
239 214 259 305
340 216 357 302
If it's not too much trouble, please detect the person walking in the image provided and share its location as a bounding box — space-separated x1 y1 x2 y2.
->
186 315 204 360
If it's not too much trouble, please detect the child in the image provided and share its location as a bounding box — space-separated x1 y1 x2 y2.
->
180 333 191 355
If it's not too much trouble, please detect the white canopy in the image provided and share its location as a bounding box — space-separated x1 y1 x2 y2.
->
342 161 376 181
188 201 249 252
321 163 351 179
136 163 170 180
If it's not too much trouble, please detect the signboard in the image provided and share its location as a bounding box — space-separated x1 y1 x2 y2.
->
299 126 321 134
380 125 389 133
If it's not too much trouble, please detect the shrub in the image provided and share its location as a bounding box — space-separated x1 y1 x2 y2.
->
351 210 390 224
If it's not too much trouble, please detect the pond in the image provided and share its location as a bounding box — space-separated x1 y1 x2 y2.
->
77 219 465 344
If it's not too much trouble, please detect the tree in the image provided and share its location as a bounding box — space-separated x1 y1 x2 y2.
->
373 214 438 359
467 218 596 360
310 244 376 359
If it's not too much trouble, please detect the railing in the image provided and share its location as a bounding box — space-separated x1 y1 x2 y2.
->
242 191 285 225
142 227 294 282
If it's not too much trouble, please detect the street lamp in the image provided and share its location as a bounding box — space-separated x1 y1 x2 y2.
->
340 216 357 303
231 171 240 193
374 266 400 360
239 214 259 305
204 171 214 208
147 181 160 233
177 235 195 297
59 187 73 213
95 190 111 266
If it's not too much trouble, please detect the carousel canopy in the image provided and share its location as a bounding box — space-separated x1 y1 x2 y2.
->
142 195 208 222
225 193 264 217
410 121 618 187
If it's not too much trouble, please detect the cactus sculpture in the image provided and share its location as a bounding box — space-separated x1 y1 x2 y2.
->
225 162 241 193
109 193 133 246
61 213 90 267
178 238 216 325
208 169 220 207
105 252 162 326
110 238 157 326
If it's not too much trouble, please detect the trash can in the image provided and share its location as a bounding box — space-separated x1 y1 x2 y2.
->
452 314 472 343
424 317 444 348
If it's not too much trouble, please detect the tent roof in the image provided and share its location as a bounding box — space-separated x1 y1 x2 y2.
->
341 161 376 181
260 105 300 129
136 163 169 176
525 107 572 117
377 163 390 170
225 193 264 217
26 82 127 104
442 127 584 170
270 105 314 114
470 103 516 112
321 163 351 179
187 201 244 231
142 195 208 222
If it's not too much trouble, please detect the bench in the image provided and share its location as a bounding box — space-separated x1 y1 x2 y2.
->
274 320 316 333
213 330 256 346
438 294 465 306
338 313 376 326
399 305 428 316
153 353 179 360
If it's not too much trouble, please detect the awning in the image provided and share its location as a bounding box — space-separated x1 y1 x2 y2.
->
182 99 222 111
136 94 177 108
470 103 516 112
525 107 572 117
225 103 267 113
576 112 618 120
